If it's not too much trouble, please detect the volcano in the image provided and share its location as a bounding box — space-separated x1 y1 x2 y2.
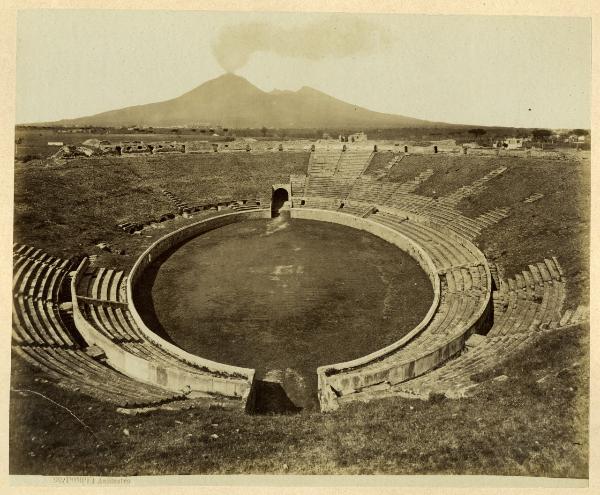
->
44 73 446 129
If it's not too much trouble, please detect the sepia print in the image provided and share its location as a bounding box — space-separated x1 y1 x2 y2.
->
9 8 590 483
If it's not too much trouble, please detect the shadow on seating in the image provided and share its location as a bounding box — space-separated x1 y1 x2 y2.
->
248 379 303 415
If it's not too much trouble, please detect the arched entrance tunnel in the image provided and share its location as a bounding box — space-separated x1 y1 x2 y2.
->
271 188 289 217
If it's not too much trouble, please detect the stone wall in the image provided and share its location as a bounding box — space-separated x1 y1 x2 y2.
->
125 209 272 402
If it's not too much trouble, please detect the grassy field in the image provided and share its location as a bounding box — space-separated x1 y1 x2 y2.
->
123 152 309 204
364 151 590 310
455 153 590 311
13 152 308 269
10 323 588 476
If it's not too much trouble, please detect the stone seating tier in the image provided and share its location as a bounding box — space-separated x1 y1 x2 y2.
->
78 267 127 303
307 150 342 178
12 245 194 409
333 150 373 180
14 346 185 408
316 209 491 408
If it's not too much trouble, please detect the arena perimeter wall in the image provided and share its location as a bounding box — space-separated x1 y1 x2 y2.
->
290 208 490 412
72 210 272 409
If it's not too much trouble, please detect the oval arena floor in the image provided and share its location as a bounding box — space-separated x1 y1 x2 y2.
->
133 217 433 410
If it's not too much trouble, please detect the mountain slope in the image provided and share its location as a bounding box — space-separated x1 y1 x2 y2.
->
45 74 443 128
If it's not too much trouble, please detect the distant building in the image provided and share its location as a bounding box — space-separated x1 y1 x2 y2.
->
184 140 214 153
47 141 63 146
495 137 528 149
121 141 152 154
152 141 185 153
348 132 367 142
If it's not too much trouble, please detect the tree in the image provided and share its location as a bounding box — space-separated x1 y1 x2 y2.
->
572 129 588 137
468 128 487 139
515 128 528 138
261 126 268 137
531 129 552 141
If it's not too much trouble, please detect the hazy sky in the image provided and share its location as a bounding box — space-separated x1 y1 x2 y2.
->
16 10 591 128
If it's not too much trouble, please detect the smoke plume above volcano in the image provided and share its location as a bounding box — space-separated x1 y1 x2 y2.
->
212 16 392 73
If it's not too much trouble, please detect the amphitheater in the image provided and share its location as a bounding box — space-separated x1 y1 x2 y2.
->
12 146 589 418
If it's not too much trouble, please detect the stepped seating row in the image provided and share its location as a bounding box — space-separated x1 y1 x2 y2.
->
419 204 501 241
290 174 306 196
437 166 507 206
161 188 188 211
346 176 400 204
230 202 264 212
13 295 75 347
117 199 265 234
489 259 565 336
304 177 354 199
408 200 481 234
333 150 373 180
428 211 483 240
383 192 436 213
81 302 140 343
371 212 482 271
77 267 127 303
14 345 184 407
321 211 491 403
328 264 489 400
293 196 340 210
380 258 568 400
394 169 434 194
295 167 511 243
185 199 264 215
444 265 488 295
294 170 508 243
78 298 232 379
291 184 510 245
307 149 342 177
382 192 509 241
469 207 511 234
13 243 66 263
338 202 375 218
559 304 589 327
524 192 544 203
429 206 509 242
13 246 73 302
12 247 188 408
13 256 71 302
381 331 540 400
